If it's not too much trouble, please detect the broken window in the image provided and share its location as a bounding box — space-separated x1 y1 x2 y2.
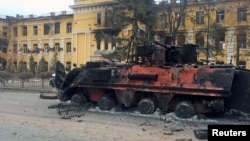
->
238 7 247 22
55 22 60 34
33 26 38 35
216 10 224 23
44 24 51 35
66 23 72 33
196 12 204 25
22 26 27 36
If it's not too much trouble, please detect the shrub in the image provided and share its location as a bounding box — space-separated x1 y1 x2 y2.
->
0 71 14 79
37 71 54 79
17 72 34 81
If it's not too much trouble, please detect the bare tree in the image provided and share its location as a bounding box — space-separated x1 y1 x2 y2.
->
157 0 187 45
101 0 157 61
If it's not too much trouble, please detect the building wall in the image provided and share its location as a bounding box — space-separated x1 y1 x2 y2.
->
1 12 73 72
0 0 250 70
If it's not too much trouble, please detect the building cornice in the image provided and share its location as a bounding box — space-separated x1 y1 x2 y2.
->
69 1 117 9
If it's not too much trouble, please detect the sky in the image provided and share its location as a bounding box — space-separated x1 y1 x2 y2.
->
0 0 163 17
0 0 74 17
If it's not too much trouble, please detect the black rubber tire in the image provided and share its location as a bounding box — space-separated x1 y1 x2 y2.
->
71 93 86 106
98 96 114 111
174 101 195 119
138 98 155 114
40 93 58 99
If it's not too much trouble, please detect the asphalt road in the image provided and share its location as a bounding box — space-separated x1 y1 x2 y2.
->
1 90 249 141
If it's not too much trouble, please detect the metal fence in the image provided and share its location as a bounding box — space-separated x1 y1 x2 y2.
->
0 78 52 91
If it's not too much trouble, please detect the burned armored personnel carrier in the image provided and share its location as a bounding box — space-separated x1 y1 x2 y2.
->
51 41 250 118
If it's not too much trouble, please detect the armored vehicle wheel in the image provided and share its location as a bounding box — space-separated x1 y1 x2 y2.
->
71 93 86 106
174 101 194 119
138 98 155 114
98 96 114 111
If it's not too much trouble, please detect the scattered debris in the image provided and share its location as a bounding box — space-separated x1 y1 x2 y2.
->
40 92 57 99
77 119 83 122
171 128 184 132
57 102 85 119
163 130 173 135
176 139 192 141
193 129 208 140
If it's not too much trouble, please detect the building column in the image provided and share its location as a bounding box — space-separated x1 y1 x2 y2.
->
60 38 65 64
187 30 194 44
226 28 235 64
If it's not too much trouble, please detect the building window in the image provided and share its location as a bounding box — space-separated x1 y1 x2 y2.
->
111 38 116 50
13 44 17 54
44 43 49 53
44 24 51 35
13 27 17 37
66 42 71 53
22 26 27 36
238 61 246 69
3 26 8 37
96 38 101 50
23 44 28 54
33 26 38 35
66 23 72 33
160 15 166 29
216 10 224 23
104 41 108 50
2 47 7 53
55 22 60 34
33 44 39 53
177 13 185 27
97 13 101 25
196 12 204 25
238 7 247 22
54 43 60 53
34 62 37 71
237 33 246 49
215 33 225 49
105 12 108 26
177 34 185 45
195 32 204 49
66 62 71 71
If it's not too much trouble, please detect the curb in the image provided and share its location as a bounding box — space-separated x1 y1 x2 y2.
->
0 87 52 93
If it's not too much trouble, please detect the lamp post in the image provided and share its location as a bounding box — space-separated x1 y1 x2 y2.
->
206 0 211 64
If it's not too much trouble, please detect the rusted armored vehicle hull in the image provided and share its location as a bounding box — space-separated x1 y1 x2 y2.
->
54 61 241 118
52 42 250 118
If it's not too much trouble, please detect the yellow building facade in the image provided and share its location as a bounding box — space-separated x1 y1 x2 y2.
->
0 0 250 71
